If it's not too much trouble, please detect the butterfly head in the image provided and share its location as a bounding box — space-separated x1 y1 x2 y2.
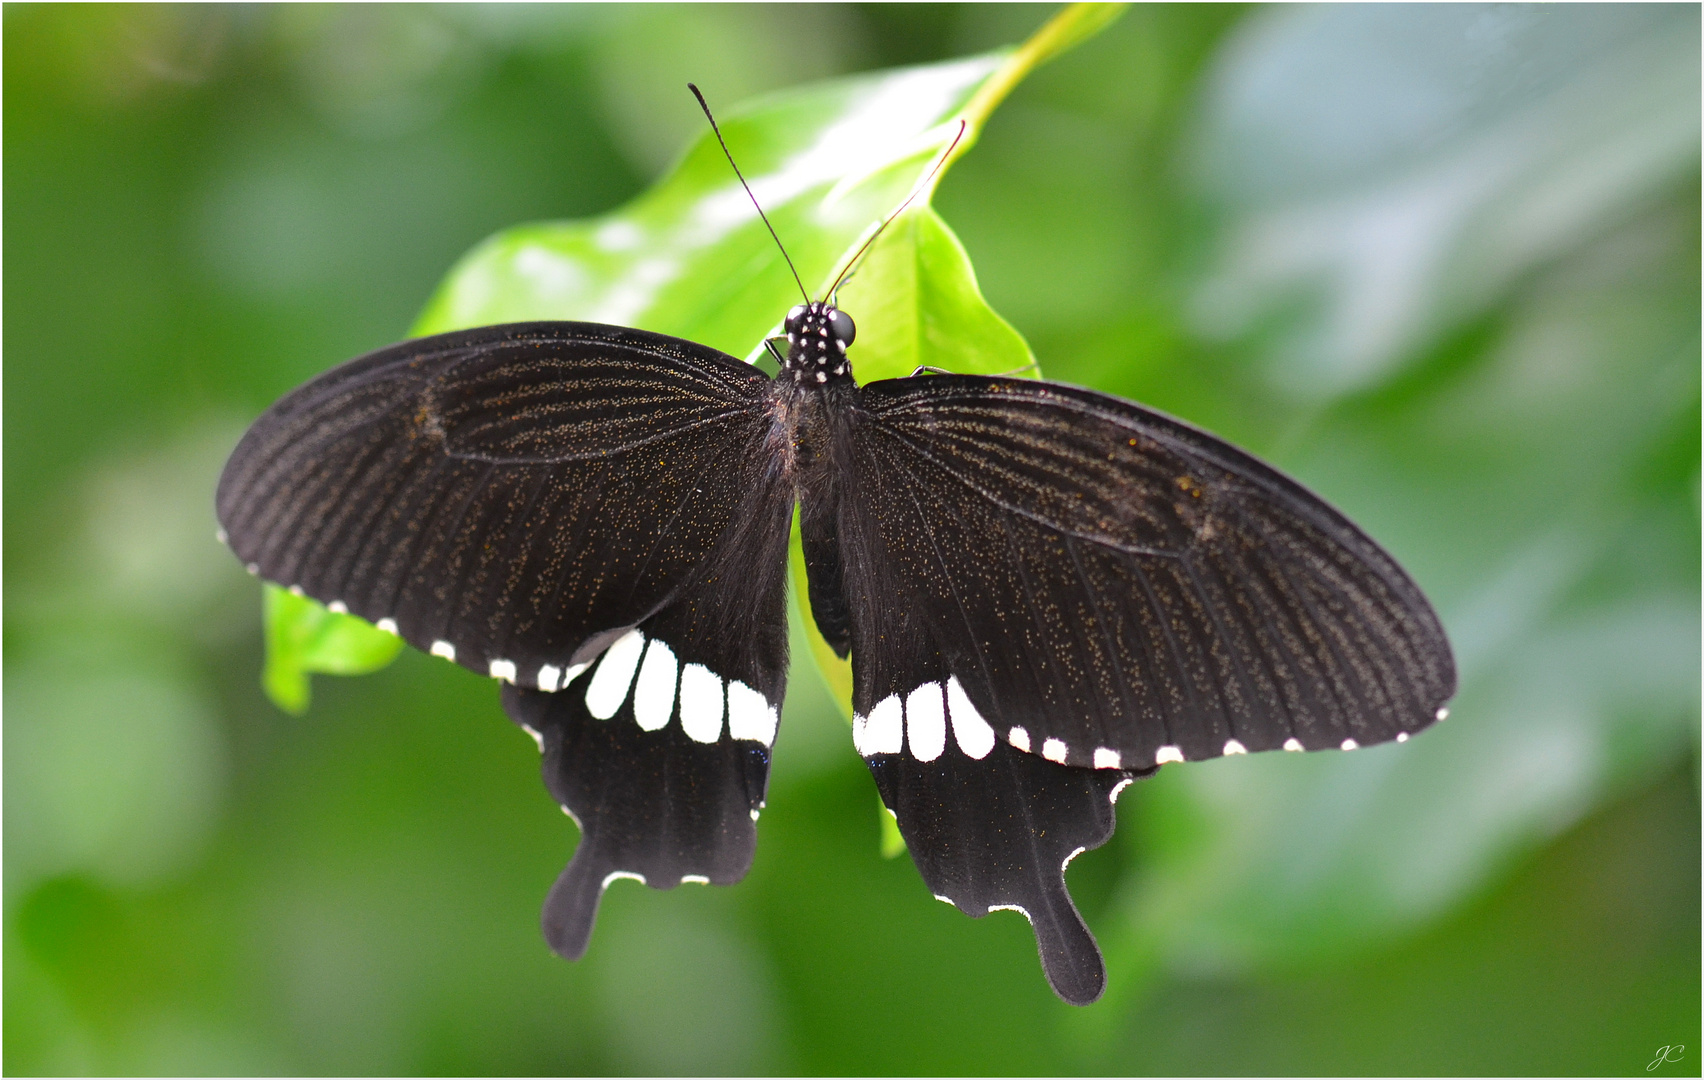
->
782 300 855 386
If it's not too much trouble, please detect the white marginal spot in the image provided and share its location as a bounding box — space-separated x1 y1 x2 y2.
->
681 875 710 885
537 664 561 691
632 638 680 732
246 563 259 575
1223 739 1248 755
1008 726 1031 752
945 677 995 759
727 679 777 745
288 584 305 597
584 629 645 720
679 663 726 743
1341 738 1359 751
488 659 517 683
933 894 955 906
1396 732 1410 743
376 618 398 635
865 695 903 755
601 870 646 890
988 903 1034 926
1154 744 1184 764
1042 737 1068 764
905 683 946 762
561 661 590 688
561 804 582 828
1283 738 1304 752
430 640 456 662
520 723 544 752
749 808 760 821
1109 778 1134 805
1436 707 1450 721
215 527 228 545
327 600 348 615
1093 747 1121 769
1063 845 1088 870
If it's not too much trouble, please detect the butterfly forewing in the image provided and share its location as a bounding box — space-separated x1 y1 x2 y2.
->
839 374 1456 770
218 322 787 691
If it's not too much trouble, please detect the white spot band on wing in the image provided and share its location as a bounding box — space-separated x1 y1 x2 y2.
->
946 677 994 759
727 679 777 745
633 638 679 732
988 903 1034 926
905 683 946 762
537 664 561 691
678 663 725 743
864 695 903 755
584 629 645 720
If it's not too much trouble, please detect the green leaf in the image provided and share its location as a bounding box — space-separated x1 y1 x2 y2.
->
262 583 405 714
256 4 1125 731
411 57 1007 345
832 205 1036 385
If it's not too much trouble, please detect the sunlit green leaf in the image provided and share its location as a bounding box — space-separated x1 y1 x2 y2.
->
262 583 405 714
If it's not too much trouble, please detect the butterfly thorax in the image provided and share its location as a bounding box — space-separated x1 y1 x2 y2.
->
781 300 855 388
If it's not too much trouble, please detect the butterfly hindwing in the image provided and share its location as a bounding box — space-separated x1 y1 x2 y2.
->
840 374 1456 771
862 678 1150 1006
501 609 784 959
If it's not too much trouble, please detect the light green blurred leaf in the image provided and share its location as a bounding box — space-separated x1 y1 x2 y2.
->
1192 4 1701 400
833 205 1035 385
1071 5 1702 1027
263 583 406 714
411 55 1007 345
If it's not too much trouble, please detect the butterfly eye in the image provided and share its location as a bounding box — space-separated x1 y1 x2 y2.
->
828 308 855 346
785 305 808 333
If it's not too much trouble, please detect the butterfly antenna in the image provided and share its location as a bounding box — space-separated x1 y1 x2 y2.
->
689 83 810 305
827 119 968 300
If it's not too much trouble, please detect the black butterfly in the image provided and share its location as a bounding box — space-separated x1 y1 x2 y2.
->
215 98 1455 1008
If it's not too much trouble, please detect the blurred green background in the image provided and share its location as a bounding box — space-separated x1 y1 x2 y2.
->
5 4 1698 1075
